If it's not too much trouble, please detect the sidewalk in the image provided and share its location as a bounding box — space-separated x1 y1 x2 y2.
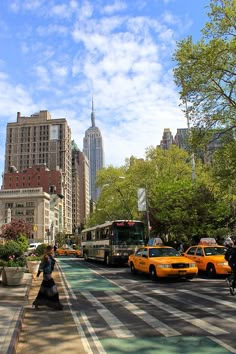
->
16 266 87 354
0 266 87 354
0 272 32 354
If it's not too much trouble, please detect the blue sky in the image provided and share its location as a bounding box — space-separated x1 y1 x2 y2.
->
0 0 210 177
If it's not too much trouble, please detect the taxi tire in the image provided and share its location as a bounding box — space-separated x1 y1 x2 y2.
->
150 266 157 281
130 262 137 275
206 263 216 278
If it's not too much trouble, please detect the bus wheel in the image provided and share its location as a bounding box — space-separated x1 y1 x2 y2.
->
130 262 137 275
150 266 157 281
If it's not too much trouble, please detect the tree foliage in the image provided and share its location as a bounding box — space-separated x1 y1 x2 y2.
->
86 147 232 242
1 218 31 240
173 0 236 137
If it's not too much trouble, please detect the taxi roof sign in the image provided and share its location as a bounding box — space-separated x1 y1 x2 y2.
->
148 237 163 246
199 238 217 245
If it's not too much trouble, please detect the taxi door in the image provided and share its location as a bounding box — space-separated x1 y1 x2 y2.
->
133 248 144 271
139 248 149 273
195 247 205 271
185 247 197 261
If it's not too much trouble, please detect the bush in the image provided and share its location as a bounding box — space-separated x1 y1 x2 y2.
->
35 243 47 256
0 240 23 261
16 234 28 252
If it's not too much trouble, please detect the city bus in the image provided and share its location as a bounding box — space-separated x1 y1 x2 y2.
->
81 220 145 265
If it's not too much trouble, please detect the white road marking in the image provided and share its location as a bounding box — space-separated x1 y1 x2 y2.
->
81 311 107 354
57 263 93 354
81 291 134 338
138 289 228 335
164 291 236 325
107 292 180 337
178 289 236 309
208 336 236 354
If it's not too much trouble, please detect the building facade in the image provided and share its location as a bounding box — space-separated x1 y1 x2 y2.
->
83 100 104 202
160 128 174 150
72 141 90 232
0 187 51 242
4 111 72 234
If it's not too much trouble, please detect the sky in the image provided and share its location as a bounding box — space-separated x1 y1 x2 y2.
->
0 0 210 176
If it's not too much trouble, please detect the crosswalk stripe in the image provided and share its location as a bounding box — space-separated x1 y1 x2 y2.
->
81 291 134 338
162 290 236 325
107 292 180 337
132 290 228 335
178 289 236 309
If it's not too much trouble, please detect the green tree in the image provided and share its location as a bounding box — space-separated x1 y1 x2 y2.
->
173 0 236 138
87 146 231 242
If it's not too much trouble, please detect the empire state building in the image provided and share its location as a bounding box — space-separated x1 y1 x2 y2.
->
83 100 104 202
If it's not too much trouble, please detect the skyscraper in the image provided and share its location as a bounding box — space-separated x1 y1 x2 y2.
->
83 100 104 202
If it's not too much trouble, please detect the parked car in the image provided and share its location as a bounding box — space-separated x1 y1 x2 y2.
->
183 238 231 277
25 242 42 256
128 245 198 281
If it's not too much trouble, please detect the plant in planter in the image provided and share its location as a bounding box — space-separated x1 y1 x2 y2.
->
0 240 26 285
26 253 42 278
26 253 42 262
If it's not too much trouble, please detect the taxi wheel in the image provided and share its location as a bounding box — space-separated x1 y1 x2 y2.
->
206 263 216 278
130 262 137 275
150 266 157 281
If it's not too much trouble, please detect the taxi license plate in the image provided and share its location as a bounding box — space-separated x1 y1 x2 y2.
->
178 270 186 274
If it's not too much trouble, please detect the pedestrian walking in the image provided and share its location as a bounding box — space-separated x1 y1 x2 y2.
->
225 241 236 296
32 245 63 310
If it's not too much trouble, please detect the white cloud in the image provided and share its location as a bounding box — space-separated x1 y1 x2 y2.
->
1 0 205 173
102 1 127 15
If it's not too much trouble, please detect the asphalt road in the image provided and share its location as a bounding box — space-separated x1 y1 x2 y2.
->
57 257 236 354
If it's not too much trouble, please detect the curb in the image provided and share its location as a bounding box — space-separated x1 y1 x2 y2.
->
5 306 25 354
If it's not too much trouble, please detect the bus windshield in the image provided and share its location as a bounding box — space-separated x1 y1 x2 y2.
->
113 221 145 246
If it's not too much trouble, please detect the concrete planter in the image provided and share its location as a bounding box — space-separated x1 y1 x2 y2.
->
2 267 25 286
26 260 40 276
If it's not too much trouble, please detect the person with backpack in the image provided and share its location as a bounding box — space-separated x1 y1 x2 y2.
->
225 241 236 295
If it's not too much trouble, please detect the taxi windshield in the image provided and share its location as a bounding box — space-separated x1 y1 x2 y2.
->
149 247 179 257
203 247 226 256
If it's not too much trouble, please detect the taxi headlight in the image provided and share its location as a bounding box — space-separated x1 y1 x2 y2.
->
217 262 228 266
158 264 172 268
189 263 196 268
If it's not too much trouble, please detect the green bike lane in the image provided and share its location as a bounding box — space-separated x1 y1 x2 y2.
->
58 258 234 354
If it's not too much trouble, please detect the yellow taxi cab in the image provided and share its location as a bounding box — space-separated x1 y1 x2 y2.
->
56 247 81 257
128 238 198 281
64 248 81 257
183 238 231 277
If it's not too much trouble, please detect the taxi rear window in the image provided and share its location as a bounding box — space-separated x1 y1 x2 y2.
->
204 247 226 256
149 247 179 257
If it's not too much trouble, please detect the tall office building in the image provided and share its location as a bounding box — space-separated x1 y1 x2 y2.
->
71 140 90 232
4 110 72 235
160 128 174 150
174 128 190 151
83 100 104 202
